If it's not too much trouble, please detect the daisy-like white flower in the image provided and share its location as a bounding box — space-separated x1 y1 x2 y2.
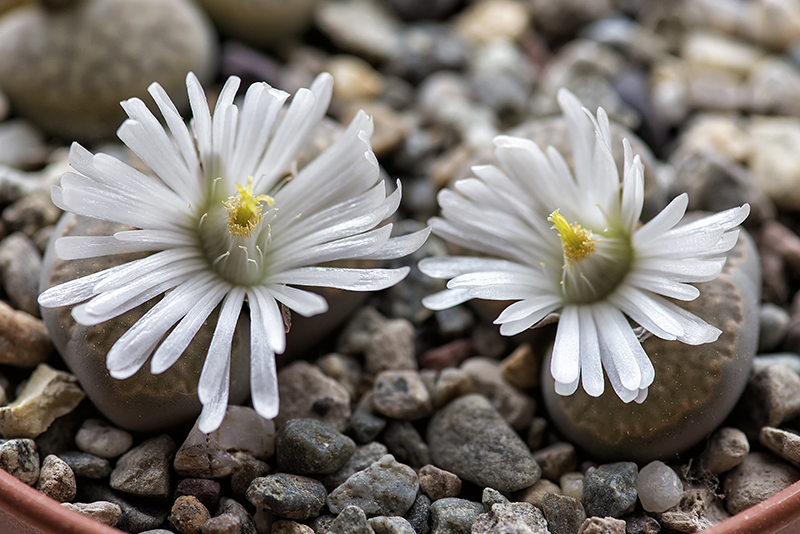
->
38 72 429 432
419 88 749 403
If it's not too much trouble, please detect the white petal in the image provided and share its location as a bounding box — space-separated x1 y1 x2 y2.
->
551 306 580 387
248 287 286 354
578 306 604 397
268 284 328 317
633 194 689 245
592 305 641 392
268 266 409 291
249 317 279 420
422 288 473 310
357 227 431 260
418 256 532 279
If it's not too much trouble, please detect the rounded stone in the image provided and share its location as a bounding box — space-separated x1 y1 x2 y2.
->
36 454 77 503
724 452 800 515
39 213 251 432
637 461 683 513
75 418 133 459
326 454 418 517
276 418 356 475
169 495 210 534
582 462 638 518
0 0 217 141
542 226 760 461
196 0 321 47
246 474 327 521
427 394 541 492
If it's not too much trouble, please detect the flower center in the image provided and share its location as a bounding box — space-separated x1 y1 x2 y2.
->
548 209 597 267
197 177 274 286
547 209 632 304
223 177 274 238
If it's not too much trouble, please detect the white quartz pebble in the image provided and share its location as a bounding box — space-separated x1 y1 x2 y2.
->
637 460 683 513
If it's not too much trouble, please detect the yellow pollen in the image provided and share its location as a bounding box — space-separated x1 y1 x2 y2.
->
548 209 598 265
223 177 274 238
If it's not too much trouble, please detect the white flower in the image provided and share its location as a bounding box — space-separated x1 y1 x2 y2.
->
38 72 429 432
419 88 749 403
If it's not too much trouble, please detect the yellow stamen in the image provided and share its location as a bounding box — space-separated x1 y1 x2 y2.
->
548 209 598 265
223 177 274 238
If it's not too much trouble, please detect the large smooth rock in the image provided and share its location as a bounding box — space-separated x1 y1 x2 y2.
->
427 394 540 492
542 226 760 461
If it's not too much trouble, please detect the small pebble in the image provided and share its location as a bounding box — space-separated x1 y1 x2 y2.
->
516 478 561 508
560 473 584 501
460 357 536 431
57 451 112 479
327 454 419 517
316 353 362 400
330 505 374 534
110 434 175 498
578 516 627 534
218 497 256 534
230 452 270 497
624 512 661 534
0 303 53 367
61 501 122 527
698 427 749 474
739 364 800 437
430 368 473 408
246 474 327 521
500 343 540 389
276 418 356 475
418 464 462 501
365 318 418 374
321 441 389 491
276 361 352 432
724 452 800 514
429 498 484 534
541 493 587 534
428 394 541 492
170 495 211 534
760 303 791 352
532 442 577 482
381 420 431 468
271 519 314 534
0 438 39 485
200 513 241 534
36 454 76 502
0 231 41 316
369 515 416 534
337 306 388 355
372 370 432 420
659 487 729 531
75 418 133 459
582 462 638 518
0 363 83 439
404 493 431 534
473 502 549 534
175 478 221 510
482 487 510 512
347 399 388 444
82 483 169 532
637 461 682 513
760 427 800 468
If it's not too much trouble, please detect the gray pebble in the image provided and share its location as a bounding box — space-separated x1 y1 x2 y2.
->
481 487 509 512
429 368 473 409
2 190 61 237
310 515 337 533
330 505 375 534
623 512 660 534
516 479 562 509
109 434 175 498
472 502 549 534
61 501 122 527
337 307 388 355
229 451 270 498
276 418 356 475
542 493 586 534
75 418 134 459
582 462 638 518
753 353 800 376
372 370 432 420
532 442 577 482
347 400 388 444
327 454 419 517
427 394 540 492
58 450 112 479
760 426 800 468
36 454 76 502
0 438 39 485
429 498 483 534
724 452 800 514
218 497 256 534
272 519 314 534
739 364 800 437
578 516 626 533
321 441 389 491
82 483 169 532
404 493 431 534
699 427 750 474
366 319 418 374
460 357 535 431
246 474 327 521
369 515 416 534
381 420 431 468
760 303 792 352
316 353 362 400
276 361 352 432
0 232 41 316
418 464 461 501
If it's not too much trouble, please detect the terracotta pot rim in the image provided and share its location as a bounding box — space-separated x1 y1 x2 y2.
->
0 467 120 534
2 465 800 533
